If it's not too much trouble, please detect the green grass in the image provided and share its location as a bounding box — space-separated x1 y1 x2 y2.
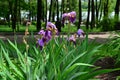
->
61 24 77 33
0 25 36 32
61 24 102 33
19 25 36 31
0 24 103 33
80 26 102 33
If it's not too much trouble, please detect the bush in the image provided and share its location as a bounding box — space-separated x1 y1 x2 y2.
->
114 22 120 30
106 32 120 67
32 21 37 25
0 19 7 25
99 17 115 31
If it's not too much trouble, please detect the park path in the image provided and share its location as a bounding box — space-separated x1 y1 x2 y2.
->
0 32 118 43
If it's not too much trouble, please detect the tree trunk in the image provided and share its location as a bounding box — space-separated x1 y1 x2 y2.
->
48 0 53 21
17 0 21 31
55 0 61 32
45 0 47 27
91 0 95 29
8 0 13 28
61 0 64 18
115 0 120 21
99 2 103 21
86 0 91 29
114 0 120 30
78 0 82 29
41 1 45 21
56 0 59 21
96 0 101 27
52 1 56 22
102 0 109 31
19 0 21 24
52 11 55 22
28 0 31 21
12 0 18 32
37 0 42 31
62 0 65 13
103 0 109 18
6 14 10 27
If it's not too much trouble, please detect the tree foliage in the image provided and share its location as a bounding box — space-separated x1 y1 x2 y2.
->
0 0 119 31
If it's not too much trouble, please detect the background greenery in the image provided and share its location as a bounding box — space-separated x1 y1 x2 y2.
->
0 0 120 32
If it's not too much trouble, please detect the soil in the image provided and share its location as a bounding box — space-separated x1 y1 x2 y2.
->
94 57 120 80
0 31 118 43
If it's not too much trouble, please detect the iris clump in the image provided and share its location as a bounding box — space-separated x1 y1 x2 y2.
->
62 11 76 24
62 11 84 45
68 29 85 45
37 22 58 49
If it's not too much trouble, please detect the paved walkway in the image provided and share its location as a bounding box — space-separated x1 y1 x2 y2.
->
0 32 118 43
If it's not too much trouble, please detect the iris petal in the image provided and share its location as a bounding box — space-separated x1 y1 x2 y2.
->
77 29 84 37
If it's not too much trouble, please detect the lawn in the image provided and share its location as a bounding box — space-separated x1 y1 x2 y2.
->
0 25 36 32
0 24 102 33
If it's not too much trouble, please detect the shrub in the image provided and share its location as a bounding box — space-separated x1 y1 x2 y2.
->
106 32 120 67
31 21 37 25
99 17 115 31
0 19 7 25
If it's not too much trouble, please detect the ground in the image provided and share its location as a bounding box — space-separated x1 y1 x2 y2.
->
95 57 120 80
0 31 118 43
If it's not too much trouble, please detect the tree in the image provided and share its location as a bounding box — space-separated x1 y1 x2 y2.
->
45 0 47 27
48 0 53 21
11 0 18 31
61 0 65 18
86 0 91 29
115 0 120 21
78 0 82 29
52 0 56 22
55 0 61 32
37 0 42 30
114 0 120 30
91 0 95 29
95 0 101 27
56 0 59 21
67 0 78 11
103 0 109 18
0 0 10 26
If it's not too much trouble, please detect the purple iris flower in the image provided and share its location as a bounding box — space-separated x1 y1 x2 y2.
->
62 13 69 24
68 35 76 45
37 30 52 49
62 11 76 24
69 11 76 23
38 39 44 50
62 13 68 19
46 22 56 30
44 30 52 42
37 22 59 50
38 29 45 36
77 29 85 37
46 22 58 35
